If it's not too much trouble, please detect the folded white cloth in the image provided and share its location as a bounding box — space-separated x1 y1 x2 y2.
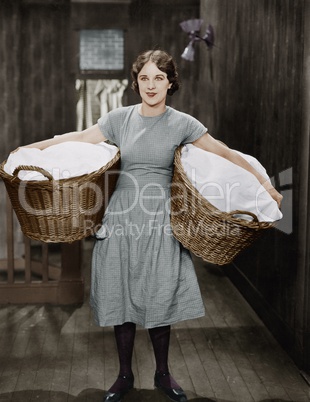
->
4 141 118 181
181 144 282 222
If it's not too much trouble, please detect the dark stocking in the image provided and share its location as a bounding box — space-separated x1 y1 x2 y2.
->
148 325 180 389
108 322 136 393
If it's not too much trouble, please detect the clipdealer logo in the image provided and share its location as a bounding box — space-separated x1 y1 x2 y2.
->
15 167 293 235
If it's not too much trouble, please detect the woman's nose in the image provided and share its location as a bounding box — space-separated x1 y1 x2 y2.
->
147 80 156 89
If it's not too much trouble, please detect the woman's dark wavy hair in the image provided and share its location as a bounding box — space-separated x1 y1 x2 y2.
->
131 49 180 96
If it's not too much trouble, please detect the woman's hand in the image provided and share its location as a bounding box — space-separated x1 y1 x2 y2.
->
193 133 283 209
262 181 283 208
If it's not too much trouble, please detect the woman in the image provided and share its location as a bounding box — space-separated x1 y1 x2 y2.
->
23 50 282 402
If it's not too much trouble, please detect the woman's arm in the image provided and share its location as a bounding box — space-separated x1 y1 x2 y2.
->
21 124 105 150
192 133 283 207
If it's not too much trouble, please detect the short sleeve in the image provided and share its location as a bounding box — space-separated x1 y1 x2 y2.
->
97 108 123 146
181 114 208 144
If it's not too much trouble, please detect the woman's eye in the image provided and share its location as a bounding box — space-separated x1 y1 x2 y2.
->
139 76 165 81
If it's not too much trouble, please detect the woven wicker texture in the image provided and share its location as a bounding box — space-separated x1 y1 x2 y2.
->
170 146 274 265
0 150 120 243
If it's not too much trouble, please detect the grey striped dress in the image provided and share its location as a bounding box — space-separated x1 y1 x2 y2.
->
90 104 207 328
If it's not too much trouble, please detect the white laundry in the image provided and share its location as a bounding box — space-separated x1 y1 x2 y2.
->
4 141 118 181
180 144 283 223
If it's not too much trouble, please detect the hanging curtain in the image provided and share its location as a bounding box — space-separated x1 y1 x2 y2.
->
76 79 128 131
94 79 128 116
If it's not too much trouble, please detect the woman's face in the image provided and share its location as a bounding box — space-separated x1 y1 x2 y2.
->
137 61 172 108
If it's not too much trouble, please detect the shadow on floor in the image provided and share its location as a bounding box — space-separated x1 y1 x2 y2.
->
0 389 294 402
0 388 223 401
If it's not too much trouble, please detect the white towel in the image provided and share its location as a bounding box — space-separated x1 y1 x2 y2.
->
4 141 118 181
181 144 282 223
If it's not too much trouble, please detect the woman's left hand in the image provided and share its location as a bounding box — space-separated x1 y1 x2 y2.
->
193 133 284 208
263 182 283 208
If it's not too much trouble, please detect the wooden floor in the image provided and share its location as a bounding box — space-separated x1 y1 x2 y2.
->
0 243 309 402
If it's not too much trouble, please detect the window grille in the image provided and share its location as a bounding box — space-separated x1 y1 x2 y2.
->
79 29 124 71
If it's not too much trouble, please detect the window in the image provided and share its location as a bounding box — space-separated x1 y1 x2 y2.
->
79 29 124 71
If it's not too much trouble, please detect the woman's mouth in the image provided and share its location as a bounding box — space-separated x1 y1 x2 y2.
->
146 92 156 97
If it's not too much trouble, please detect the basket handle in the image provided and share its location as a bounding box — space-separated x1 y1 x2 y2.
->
227 210 259 223
13 165 54 181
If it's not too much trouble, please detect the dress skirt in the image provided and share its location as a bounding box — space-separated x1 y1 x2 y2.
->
90 178 205 329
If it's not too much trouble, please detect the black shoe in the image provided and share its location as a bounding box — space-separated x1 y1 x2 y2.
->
154 372 188 402
103 375 134 402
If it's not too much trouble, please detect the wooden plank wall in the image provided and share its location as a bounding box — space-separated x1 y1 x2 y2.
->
198 0 307 370
19 0 76 145
0 0 76 159
0 1 22 162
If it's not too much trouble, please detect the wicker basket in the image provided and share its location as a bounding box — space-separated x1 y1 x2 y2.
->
0 150 120 243
170 146 274 265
